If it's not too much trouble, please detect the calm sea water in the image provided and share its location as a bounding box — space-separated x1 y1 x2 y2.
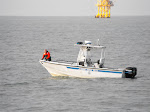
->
0 16 150 112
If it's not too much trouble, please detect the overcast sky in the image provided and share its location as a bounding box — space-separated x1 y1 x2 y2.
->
0 0 150 16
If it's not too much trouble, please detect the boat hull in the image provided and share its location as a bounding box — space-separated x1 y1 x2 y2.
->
39 60 125 78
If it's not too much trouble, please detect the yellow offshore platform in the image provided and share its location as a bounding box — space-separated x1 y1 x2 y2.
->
95 0 114 18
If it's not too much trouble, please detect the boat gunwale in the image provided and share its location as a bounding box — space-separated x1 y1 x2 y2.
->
39 60 124 72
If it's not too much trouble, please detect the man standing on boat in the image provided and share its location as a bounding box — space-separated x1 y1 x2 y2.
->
41 49 51 61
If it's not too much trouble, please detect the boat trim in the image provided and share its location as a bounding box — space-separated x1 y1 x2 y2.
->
66 66 123 74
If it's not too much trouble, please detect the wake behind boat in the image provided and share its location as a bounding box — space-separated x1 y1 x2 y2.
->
39 40 137 78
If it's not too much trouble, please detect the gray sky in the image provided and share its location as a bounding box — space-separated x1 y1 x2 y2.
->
0 0 150 16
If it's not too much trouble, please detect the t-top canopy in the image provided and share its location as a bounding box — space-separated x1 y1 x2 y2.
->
74 44 106 49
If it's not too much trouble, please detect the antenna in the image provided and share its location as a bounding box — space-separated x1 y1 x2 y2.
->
97 39 100 46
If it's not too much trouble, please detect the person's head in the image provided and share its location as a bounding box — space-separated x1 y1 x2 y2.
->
44 49 47 53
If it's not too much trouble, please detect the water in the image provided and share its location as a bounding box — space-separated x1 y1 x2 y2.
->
0 16 150 112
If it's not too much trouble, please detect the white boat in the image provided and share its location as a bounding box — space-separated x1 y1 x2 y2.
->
39 40 137 78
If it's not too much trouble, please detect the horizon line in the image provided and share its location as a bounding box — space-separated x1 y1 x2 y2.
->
0 15 150 17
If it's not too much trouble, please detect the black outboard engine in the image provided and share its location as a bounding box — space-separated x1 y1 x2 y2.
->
124 67 137 78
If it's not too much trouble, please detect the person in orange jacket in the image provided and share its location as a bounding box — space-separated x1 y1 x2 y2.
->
41 49 51 61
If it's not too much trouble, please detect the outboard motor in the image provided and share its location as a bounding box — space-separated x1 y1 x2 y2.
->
124 67 137 78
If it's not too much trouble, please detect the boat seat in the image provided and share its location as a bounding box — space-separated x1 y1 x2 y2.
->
79 62 84 66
